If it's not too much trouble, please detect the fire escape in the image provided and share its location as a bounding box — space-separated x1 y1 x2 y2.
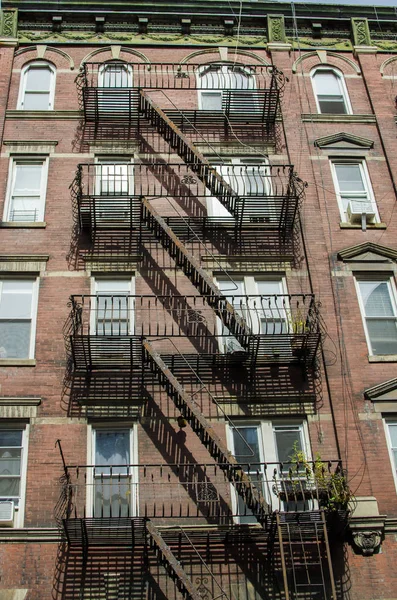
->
60 61 347 599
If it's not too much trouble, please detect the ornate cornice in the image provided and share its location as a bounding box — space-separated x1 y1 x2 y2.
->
337 242 397 262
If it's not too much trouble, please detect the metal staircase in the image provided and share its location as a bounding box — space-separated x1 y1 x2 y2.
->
139 91 242 223
144 340 270 523
147 521 203 600
142 198 251 350
273 510 337 600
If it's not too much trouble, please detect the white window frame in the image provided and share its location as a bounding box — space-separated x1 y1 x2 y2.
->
17 62 56 111
94 156 134 196
330 159 379 224
0 278 39 360
3 157 49 223
197 64 257 111
207 157 272 220
86 424 138 519
355 275 397 357
384 419 397 492
227 420 311 520
0 424 29 528
90 277 135 336
310 67 352 115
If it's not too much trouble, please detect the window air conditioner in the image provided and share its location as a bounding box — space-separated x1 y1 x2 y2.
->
347 201 376 224
224 338 247 357
0 501 14 527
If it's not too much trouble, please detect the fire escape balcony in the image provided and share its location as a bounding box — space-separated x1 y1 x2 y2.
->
66 293 321 375
74 162 303 235
59 460 347 547
77 62 283 125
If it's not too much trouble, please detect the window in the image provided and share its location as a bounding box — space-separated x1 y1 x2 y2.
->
197 64 257 111
331 161 378 224
356 278 397 356
98 63 133 88
229 420 309 520
215 276 287 353
0 279 38 359
89 427 137 518
18 62 56 111
95 158 133 196
92 278 134 335
207 158 272 221
4 158 49 223
385 421 397 486
311 68 351 114
0 427 28 527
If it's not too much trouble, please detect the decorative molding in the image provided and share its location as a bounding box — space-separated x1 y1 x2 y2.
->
353 46 377 55
0 255 49 273
0 397 41 419
337 242 397 263
301 114 376 124
352 530 383 556
6 110 80 120
267 42 292 52
80 46 150 67
0 591 28 600
365 379 397 401
0 9 18 38
292 50 360 74
0 527 60 543
380 55 397 76
15 45 74 70
180 47 270 66
3 140 58 155
351 18 371 47
349 496 385 556
314 131 374 150
267 15 286 44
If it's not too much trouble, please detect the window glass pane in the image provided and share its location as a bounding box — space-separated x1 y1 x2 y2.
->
95 430 130 467
0 281 33 319
23 92 50 111
0 322 31 359
318 97 347 115
201 92 222 111
14 164 42 192
274 426 303 464
359 282 394 317
366 320 397 355
0 478 20 498
335 165 365 192
96 280 130 294
101 65 131 88
233 427 261 464
388 424 397 448
9 197 41 222
26 67 51 91
0 431 23 446
314 71 341 95
0 448 21 476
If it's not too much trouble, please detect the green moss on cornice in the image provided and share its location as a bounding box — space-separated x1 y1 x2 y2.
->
290 37 352 50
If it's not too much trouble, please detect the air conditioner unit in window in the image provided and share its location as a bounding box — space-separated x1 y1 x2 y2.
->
347 201 376 224
0 501 14 527
224 338 247 358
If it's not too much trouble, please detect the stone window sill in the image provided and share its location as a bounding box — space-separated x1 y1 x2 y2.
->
340 222 386 230
301 113 376 123
0 359 36 366
368 355 397 363
0 222 46 228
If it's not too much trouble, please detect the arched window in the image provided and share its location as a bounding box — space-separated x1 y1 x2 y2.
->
18 62 56 111
197 63 257 111
311 67 351 114
98 62 133 89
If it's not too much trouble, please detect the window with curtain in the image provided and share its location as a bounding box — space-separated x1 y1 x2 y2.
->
357 279 397 355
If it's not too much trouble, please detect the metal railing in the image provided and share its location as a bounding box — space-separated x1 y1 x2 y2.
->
79 62 282 92
68 294 319 339
61 460 346 522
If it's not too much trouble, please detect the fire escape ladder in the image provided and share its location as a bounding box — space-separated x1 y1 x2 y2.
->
143 340 270 523
275 510 337 600
146 521 203 600
139 91 242 225
142 198 250 349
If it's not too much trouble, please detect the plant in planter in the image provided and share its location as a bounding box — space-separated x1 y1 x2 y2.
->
288 310 310 358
